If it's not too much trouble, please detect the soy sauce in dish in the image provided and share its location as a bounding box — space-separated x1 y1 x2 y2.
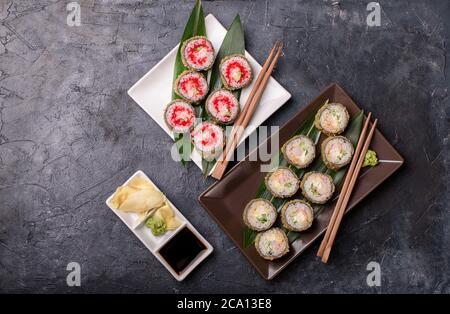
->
158 227 206 274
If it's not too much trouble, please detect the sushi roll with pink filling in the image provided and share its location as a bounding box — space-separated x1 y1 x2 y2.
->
300 171 335 204
174 70 208 104
206 89 240 125
243 198 277 231
191 121 225 161
164 100 196 133
255 228 289 260
281 135 316 169
281 200 314 232
181 36 215 71
219 54 253 90
314 102 350 136
321 136 354 170
265 167 300 198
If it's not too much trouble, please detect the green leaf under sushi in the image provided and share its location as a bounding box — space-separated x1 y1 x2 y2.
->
174 132 192 166
173 0 206 100
243 104 364 248
244 227 258 249
172 0 206 165
200 14 245 176
208 15 245 94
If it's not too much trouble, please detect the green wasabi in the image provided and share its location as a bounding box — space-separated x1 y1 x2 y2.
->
363 149 378 167
146 216 167 236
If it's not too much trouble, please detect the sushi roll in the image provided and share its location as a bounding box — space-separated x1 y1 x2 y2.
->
174 70 208 104
281 200 314 232
265 167 300 198
281 135 316 169
181 36 215 71
205 89 240 125
255 228 289 260
164 100 196 133
300 172 335 204
191 121 224 161
243 198 277 231
321 136 354 170
314 103 350 136
219 54 253 90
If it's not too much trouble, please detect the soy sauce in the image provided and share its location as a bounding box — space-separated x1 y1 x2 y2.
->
159 227 206 274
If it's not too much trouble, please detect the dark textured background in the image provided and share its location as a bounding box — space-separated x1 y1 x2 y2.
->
0 0 448 293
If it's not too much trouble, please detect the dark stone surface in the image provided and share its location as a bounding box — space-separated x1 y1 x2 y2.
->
0 0 448 293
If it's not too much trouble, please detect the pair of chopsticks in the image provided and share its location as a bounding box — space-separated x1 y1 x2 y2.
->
317 112 378 263
211 41 284 180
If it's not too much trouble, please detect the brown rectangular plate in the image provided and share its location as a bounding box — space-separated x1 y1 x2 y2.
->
198 83 404 280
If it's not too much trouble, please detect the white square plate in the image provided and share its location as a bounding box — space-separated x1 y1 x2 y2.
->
128 14 291 171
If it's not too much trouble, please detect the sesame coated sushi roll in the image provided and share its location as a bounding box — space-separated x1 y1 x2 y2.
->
174 70 208 104
281 199 314 232
243 198 277 231
205 89 240 125
181 36 215 71
300 172 335 204
265 167 300 198
219 54 253 90
255 228 289 260
281 135 316 169
314 102 350 136
321 136 354 170
191 121 225 161
164 100 196 133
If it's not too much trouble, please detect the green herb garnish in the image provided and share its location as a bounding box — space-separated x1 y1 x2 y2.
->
257 214 268 224
299 141 309 155
310 183 321 196
145 216 167 236
363 149 378 167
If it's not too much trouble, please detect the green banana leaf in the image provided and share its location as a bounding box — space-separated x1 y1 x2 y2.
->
172 0 206 165
243 102 364 248
200 14 245 176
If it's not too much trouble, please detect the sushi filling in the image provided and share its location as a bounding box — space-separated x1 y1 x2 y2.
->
302 172 334 204
191 122 224 161
165 101 195 133
182 37 214 70
323 136 354 167
256 228 288 259
175 71 208 103
206 89 239 124
318 103 349 134
283 201 313 231
266 168 299 198
220 55 252 89
283 135 316 168
244 199 276 231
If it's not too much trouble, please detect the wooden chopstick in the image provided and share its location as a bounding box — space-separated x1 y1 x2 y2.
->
224 43 283 160
238 43 284 137
215 41 280 166
213 43 283 179
321 118 378 263
226 41 281 142
211 42 283 180
317 112 372 257
216 42 282 162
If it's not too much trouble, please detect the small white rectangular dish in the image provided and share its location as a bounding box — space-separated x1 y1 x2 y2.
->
127 14 291 172
106 170 213 281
